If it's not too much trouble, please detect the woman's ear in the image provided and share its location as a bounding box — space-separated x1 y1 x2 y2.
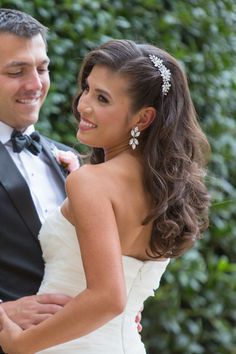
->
135 107 156 131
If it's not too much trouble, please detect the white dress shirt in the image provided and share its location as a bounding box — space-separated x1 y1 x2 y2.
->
0 121 65 223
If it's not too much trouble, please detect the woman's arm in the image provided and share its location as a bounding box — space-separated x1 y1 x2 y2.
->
0 165 127 354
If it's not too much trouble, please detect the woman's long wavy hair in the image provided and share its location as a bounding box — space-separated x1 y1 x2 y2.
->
73 39 210 258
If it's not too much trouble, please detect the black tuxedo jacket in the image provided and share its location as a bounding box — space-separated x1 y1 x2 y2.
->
0 134 77 302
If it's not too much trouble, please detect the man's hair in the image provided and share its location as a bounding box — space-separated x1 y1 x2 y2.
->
0 8 48 43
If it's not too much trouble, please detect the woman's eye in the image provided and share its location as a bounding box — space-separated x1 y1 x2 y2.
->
98 95 108 103
82 81 89 91
82 84 89 93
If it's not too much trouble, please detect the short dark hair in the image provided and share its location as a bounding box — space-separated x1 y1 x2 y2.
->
0 8 48 44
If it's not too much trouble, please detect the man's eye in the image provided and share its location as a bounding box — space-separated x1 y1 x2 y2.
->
38 68 49 73
8 72 22 76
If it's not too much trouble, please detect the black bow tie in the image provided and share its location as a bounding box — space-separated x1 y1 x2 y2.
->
11 130 42 156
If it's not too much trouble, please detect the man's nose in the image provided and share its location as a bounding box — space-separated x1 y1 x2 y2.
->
24 70 43 91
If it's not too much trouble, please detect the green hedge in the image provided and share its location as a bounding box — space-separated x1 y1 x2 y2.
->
1 0 236 352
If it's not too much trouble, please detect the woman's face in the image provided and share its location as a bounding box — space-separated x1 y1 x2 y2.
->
76 64 136 149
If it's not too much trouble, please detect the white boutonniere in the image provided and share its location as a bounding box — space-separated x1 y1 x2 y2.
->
51 145 80 173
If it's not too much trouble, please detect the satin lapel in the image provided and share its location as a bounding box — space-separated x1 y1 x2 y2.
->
0 142 41 236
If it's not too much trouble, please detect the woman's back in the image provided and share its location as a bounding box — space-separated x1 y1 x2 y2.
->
84 152 155 261
37 206 169 353
103 153 155 260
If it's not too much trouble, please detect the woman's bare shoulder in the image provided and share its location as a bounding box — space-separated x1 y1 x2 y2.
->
65 163 112 195
67 163 104 179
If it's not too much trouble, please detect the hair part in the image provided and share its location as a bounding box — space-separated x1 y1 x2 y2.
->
0 8 48 44
73 39 211 259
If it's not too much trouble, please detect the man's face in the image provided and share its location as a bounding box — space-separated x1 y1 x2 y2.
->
0 33 50 130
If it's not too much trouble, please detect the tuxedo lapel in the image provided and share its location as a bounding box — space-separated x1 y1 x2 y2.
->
0 142 41 236
40 136 68 183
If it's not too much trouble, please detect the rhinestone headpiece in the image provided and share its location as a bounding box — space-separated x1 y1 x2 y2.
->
149 54 171 96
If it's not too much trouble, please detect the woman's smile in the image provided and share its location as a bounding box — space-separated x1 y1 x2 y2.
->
79 117 97 131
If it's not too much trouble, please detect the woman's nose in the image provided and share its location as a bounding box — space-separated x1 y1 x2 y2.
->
77 97 92 116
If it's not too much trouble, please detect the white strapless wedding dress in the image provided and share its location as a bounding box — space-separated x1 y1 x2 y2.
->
37 208 169 353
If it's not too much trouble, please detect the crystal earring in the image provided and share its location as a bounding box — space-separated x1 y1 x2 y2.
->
129 126 140 150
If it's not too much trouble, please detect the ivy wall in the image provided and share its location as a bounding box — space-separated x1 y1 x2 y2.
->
1 1 235 353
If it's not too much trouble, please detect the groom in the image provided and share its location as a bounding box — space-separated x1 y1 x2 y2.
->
0 9 77 347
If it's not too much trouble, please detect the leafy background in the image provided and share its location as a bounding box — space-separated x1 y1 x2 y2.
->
1 0 235 353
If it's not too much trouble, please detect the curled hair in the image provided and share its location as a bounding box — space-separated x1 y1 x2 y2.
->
73 39 210 258
0 8 48 44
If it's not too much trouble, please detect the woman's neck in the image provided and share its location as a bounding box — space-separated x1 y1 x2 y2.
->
104 141 133 161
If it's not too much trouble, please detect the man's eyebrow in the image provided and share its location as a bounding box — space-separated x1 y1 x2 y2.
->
4 59 50 68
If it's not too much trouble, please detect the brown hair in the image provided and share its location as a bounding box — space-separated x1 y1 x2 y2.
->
73 39 210 258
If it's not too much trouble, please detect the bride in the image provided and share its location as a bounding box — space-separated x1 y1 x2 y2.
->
0 39 210 354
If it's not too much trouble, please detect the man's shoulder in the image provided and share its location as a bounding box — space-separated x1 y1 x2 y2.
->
40 135 72 151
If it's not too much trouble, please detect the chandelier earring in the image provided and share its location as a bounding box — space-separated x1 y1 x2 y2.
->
129 126 140 150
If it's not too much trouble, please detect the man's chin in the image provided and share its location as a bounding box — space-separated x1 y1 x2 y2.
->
16 116 40 130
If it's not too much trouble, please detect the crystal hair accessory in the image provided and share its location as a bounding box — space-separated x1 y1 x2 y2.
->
149 54 171 96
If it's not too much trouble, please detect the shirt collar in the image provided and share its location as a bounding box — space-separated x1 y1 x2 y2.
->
0 121 35 144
